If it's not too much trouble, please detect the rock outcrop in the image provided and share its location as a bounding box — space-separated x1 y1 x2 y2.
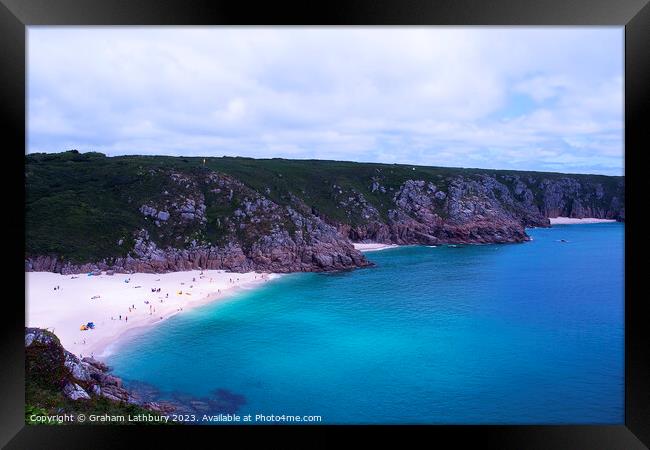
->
25 328 173 413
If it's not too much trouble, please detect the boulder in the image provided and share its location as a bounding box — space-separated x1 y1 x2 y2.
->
63 382 90 400
64 351 91 381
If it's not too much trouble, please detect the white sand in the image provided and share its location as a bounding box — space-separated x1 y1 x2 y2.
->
549 217 617 225
353 242 399 252
26 270 281 359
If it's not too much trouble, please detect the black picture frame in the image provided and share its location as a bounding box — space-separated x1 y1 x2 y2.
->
1 1 647 447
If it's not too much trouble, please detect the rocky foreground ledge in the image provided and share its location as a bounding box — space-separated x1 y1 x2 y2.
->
25 328 174 418
25 327 259 420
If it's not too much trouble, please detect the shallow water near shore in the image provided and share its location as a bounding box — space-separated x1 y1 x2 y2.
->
107 223 624 424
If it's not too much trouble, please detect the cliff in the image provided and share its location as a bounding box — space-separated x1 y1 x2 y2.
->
25 151 624 274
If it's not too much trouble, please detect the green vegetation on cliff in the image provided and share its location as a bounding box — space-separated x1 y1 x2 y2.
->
26 151 624 265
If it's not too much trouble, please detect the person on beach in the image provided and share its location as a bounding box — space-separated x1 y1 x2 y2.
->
119 315 122 320
125 316 128 323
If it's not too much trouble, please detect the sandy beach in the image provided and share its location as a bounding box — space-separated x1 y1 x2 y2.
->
26 270 280 359
353 242 400 252
549 217 617 225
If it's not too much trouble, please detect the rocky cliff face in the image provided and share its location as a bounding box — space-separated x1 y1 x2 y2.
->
337 173 624 245
25 152 624 274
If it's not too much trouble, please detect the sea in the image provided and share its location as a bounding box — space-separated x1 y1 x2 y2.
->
106 223 624 424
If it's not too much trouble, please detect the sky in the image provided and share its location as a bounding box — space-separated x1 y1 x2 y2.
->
27 27 624 175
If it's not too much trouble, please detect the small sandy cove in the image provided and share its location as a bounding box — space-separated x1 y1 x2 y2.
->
353 242 399 252
549 217 617 225
26 270 280 359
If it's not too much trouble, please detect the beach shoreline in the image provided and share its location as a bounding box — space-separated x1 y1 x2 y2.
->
26 270 281 359
549 217 618 225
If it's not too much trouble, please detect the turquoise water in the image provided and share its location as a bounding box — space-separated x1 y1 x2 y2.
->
107 224 624 424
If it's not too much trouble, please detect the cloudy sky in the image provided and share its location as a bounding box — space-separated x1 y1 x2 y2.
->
28 27 623 175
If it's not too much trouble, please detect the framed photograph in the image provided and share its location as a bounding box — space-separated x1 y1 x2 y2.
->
1 0 647 447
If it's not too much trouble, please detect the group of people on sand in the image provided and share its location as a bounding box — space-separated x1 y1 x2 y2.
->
53 285 61 291
81 273 273 348
117 284 170 321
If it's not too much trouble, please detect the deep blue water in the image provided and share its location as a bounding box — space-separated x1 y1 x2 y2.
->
107 224 624 424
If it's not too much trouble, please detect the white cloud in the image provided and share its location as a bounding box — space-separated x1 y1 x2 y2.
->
27 27 624 175
514 75 570 102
